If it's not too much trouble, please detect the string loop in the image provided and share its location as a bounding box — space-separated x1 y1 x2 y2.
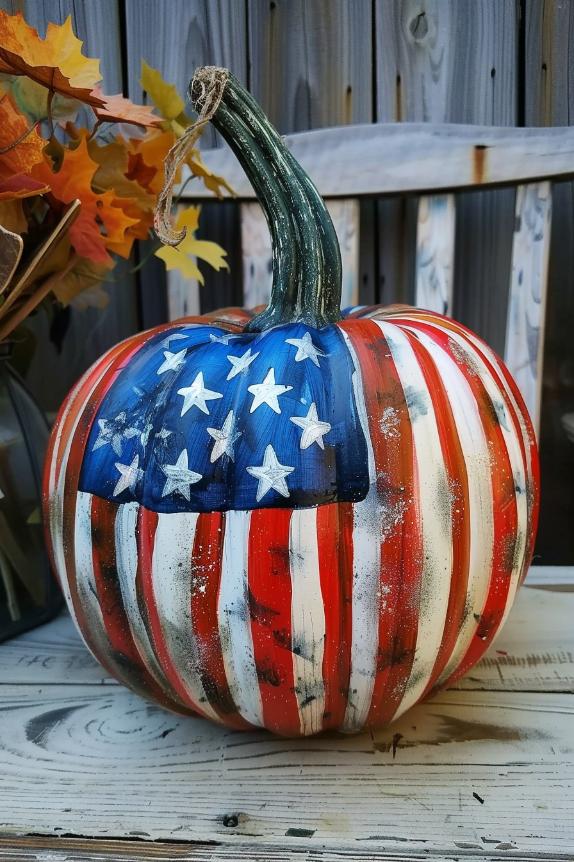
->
154 66 229 246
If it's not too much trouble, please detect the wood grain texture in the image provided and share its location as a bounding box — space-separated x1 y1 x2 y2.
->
248 0 372 133
504 183 552 435
0 838 572 862
0 684 572 855
376 0 516 125
414 195 455 315
375 0 517 347
124 0 247 144
0 571 572 858
2 837 571 862
180 123 574 201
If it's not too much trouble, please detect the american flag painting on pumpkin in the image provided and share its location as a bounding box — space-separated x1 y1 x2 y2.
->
43 304 538 736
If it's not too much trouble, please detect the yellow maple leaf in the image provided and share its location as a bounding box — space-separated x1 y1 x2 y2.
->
0 12 102 105
155 206 228 284
140 61 186 123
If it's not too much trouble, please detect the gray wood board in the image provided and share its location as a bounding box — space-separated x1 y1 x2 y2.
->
374 0 517 335
525 0 574 564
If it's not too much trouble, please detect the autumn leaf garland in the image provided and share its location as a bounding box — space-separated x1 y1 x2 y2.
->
0 11 230 309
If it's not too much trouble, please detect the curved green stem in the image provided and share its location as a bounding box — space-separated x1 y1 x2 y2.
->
213 102 300 324
191 72 342 330
232 80 342 325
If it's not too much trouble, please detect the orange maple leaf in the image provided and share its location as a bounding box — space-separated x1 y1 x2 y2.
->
128 129 177 196
0 12 103 107
0 91 49 200
32 136 138 264
91 88 161 128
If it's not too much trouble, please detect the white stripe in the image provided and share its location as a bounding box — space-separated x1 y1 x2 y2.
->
376 321 453 719
218 510 263 727
289 508 325 736
114 503 173 690
459 326 536 518
339 329 381 731
455 339 529 628
151 513 220 723
402 325 495 686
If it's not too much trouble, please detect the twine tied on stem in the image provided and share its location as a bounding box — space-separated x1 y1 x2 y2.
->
154 66 230 247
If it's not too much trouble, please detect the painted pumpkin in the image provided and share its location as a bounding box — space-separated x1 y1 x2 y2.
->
43 69 539 736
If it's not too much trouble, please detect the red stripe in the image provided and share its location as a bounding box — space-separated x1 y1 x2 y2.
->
404 329 472 697
339 319 422 727
247 508 300 735
190 512 253 730
317 501 353 730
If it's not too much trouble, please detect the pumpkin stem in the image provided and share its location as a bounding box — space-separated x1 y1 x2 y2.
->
190 69 342 330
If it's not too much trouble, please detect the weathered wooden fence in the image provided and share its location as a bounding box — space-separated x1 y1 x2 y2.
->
2 0 574 562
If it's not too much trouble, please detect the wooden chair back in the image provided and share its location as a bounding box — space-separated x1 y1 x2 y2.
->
180 122 574 435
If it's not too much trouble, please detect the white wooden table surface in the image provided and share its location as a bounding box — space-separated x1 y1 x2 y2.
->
0 566 572 862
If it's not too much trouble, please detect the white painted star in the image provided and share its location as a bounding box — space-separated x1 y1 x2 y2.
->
247 368 292 414
161 332 188 347
113 454 143 496
246 445 294 502
160 449 202 501
177 372 223 416
207 410 242 462
290 402 332 450
285 332 325 366
210 332 239 345
226 347 259 381
93 412 139 457
157 348 186 375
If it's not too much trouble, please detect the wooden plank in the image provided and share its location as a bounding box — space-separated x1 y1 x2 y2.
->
124 0 247 141
525 565 574 589
0 613 110 686
450 584 574 693
0 682 572 855
376 1 516 127
414 195 456 315
248 0 372 133
240 199 360 311
525 0 574 566
0 837 572 862
2 837 572 862
180 123 574 202
2 567 572 690
504 182 552 435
